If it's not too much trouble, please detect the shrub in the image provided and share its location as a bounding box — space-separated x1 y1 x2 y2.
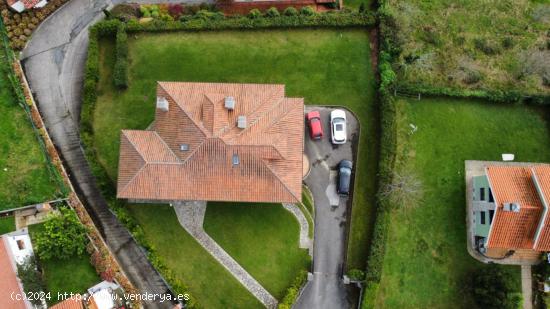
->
470 265 522 309
283 7 298 16
248 9 262 19
463 70 482 84
111 4 137 21
501 36 514 49
168 4 184 19
265 7 280 18
278 270 308 308
300 6 315 16
113 24 128 88
17 256 45 306
359 2 366 13
473 37 501 55
33 207 88 260
347 269 365 281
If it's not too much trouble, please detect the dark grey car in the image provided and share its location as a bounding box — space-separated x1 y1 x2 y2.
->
337 160 353 195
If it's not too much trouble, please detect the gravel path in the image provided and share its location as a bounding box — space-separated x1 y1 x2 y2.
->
521 265 533 309
173 201 278 308
282 203 313 254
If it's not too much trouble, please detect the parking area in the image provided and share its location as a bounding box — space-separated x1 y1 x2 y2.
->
295 106 359 309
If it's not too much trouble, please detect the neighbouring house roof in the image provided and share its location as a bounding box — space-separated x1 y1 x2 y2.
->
0 237 28 309
485 164 550 251
50 297 83 309
6 0 44 11
117 82 304 203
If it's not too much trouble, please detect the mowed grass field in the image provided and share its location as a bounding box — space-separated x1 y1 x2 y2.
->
387 0 550 95
93 29 377 273
0 54 61 209
92 29 377 307
204 202 310 299
374 98 550 307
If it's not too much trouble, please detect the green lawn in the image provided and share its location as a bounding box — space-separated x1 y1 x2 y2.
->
0 216 15 234
374 97 549 307
0 52 62 210
386 0 550 95
128 204 263 308
204 202 311 299
92 28 377 291
28 223 99 305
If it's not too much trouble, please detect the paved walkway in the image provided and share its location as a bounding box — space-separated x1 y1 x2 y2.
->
282 203 313 254
522 265 533 309
173 201 278 308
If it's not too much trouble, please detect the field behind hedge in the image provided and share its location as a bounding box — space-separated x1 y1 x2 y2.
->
373 97 550 307
386 0 550 96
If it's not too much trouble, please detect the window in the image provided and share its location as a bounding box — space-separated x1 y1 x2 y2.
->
488 189 494 203
232 154 239 166
180 144 189 151
479 187 485 201
489 210 495 224
480 212 486 225
335 124 344 131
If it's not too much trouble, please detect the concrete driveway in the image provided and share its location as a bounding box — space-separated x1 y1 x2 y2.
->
295 106 359 309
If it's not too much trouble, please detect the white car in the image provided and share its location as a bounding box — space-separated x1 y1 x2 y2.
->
330 109 347 144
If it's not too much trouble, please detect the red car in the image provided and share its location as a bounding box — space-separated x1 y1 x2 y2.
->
306 111 323 140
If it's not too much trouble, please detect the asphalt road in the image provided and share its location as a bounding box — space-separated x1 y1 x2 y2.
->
20 0 213 307
295 106 359 309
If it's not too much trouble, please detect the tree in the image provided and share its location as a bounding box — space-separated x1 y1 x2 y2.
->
34 207 88 260
471 264 522 309
17 256 45 306
379 170 423 208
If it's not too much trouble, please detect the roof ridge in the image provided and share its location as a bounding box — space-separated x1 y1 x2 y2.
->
152 131 181 163
158 82 211 137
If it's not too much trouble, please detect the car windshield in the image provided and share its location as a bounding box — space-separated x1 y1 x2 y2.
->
335 124 344 131
311 118 319 123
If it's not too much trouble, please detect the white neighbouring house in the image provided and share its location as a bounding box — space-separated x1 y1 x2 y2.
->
6 0 47 13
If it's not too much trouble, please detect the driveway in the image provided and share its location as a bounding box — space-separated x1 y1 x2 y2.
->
295 106 359 309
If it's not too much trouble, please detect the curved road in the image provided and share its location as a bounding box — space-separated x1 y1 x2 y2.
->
20 0 194 307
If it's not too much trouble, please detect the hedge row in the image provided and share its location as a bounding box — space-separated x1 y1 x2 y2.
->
81 19 197 308
125 11 376 32
396 82 550 105
278 270 308 309
114 23 128 89
361 1 400 307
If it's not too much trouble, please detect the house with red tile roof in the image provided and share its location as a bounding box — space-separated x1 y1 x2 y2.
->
117 82 304 204
6 0 47 13
0 230 37 309
471 162 550 262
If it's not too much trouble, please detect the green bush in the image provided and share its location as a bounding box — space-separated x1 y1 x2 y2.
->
113 24 128 88
33 207 88 260
248 9 262 19
283 7 298 16
473 37 501 55
347 268 365 281
463 70 482 85
300 6 315 16
127 11 375 32
470 265 522 309
17 256 46 306
278 270 308 309
265 7 280 18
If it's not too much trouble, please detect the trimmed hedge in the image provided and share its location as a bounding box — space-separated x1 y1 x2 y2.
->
126 11 376 32
114 24 128 89
361 1 400 307
278 270 308 309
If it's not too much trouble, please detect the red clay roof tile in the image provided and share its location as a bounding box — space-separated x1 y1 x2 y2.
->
117 82 303 203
